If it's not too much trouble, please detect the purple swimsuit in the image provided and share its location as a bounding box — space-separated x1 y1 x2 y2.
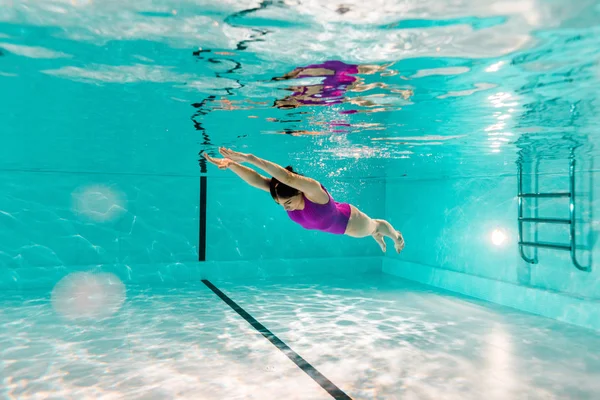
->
291 60 358 106
287 186 351 235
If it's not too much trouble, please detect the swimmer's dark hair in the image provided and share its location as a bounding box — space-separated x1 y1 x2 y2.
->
270 166 302 201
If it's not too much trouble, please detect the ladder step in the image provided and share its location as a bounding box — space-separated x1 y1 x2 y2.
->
520 192 570 198
519 217 571 224
519 242 571 251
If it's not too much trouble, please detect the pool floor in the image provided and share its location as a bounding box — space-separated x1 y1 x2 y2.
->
1 273 599 399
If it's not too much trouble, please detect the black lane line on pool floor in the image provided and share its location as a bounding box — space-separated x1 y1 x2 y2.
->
201 279 352 400
199 176 207 261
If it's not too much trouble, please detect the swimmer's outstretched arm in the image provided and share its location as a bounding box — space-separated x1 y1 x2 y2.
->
203 152 269 192
218 147 328 203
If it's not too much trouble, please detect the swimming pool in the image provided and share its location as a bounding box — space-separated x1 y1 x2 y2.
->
1 0 599 398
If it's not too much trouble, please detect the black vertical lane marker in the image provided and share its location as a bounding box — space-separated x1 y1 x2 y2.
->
199 176 207 261
193 96 213 263
201 279 352 400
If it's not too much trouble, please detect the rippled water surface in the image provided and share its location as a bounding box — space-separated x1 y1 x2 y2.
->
1 0 599 178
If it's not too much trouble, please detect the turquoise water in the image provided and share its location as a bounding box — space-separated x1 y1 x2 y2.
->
1 0 600 398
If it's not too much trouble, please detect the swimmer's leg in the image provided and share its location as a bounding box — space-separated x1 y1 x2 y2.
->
345 205 405 253
373 233 386 253
373 219 405 253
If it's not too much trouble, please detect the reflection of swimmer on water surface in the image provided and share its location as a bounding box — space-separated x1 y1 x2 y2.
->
211 98 270 111
272 60 412 110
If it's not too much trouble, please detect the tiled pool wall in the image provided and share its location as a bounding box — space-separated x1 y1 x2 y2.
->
385 157 600 331
0 167 385 290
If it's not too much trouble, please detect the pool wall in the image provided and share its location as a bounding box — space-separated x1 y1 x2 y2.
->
0 171 384 290
384 160 600 331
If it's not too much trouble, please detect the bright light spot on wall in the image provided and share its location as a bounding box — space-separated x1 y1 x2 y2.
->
72 184 126 222
491 229 507 246
51 272 126 320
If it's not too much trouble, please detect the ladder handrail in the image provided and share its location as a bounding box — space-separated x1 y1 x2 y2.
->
569 156 590 271
517 163 537 264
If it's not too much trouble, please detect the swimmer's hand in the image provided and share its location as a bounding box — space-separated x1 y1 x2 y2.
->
203 152 235 170
219 147 251 163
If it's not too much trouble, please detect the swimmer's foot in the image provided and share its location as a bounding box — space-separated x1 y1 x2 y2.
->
394 231 405 253
373 233 386 253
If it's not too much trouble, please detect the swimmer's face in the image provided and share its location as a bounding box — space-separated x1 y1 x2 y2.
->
277 193 304 211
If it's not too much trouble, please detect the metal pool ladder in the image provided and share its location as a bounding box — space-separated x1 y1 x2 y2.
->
517 154 590 271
